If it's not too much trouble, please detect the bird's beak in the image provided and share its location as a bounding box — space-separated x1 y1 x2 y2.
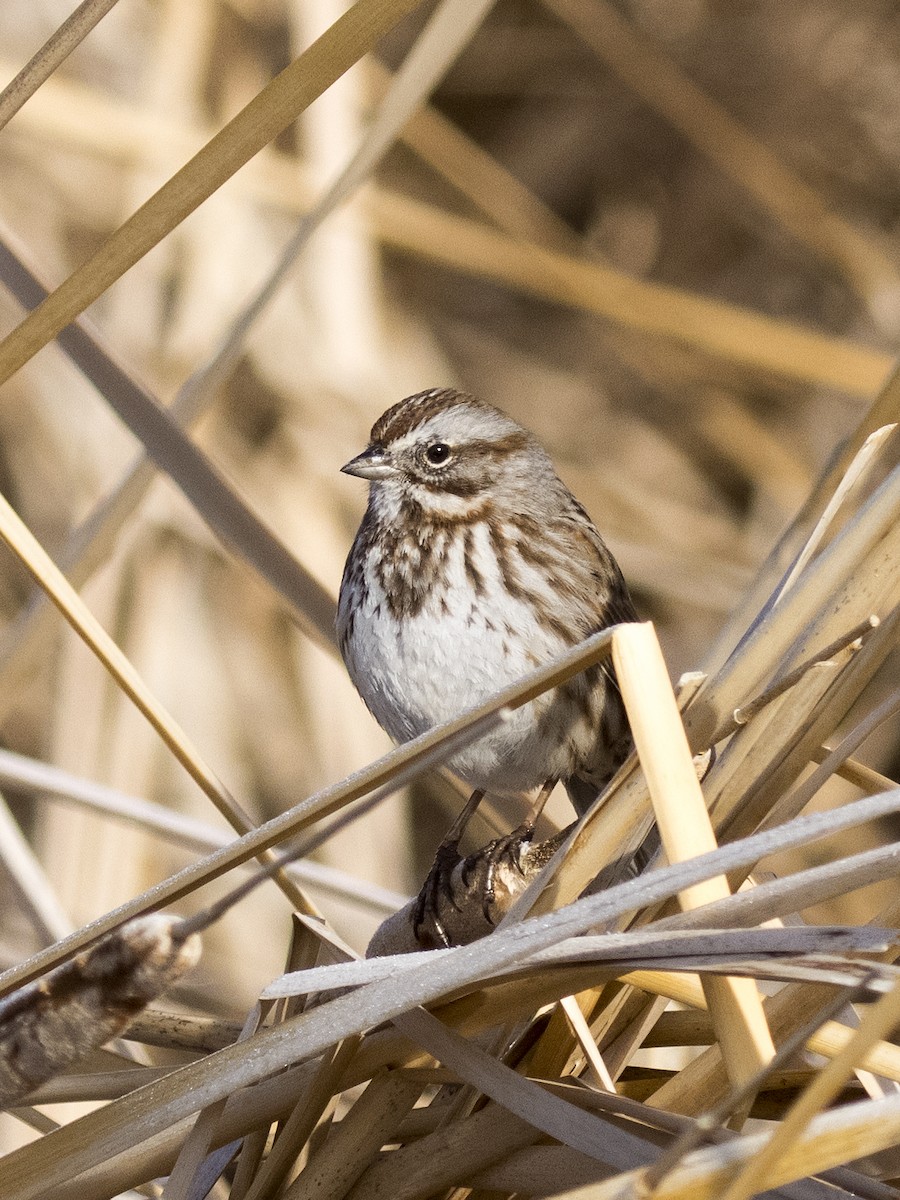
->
340 443 399 481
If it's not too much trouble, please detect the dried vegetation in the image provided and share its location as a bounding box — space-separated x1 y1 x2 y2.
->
0 1 899 1197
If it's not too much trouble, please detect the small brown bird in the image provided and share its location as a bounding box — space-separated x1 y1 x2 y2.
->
337 389 638 936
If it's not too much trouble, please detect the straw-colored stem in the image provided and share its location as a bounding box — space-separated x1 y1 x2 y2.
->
612 623 775 1093
0 0 121 133
718 978 900 1200
0 488 314 915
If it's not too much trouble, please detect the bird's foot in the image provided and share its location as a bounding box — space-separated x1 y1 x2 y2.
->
412 838 466 949
474 820 537 923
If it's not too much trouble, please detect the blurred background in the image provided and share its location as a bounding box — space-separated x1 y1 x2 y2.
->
0 0 897 1016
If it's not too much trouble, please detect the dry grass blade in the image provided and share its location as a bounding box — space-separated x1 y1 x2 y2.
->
0 236 339 650
2 80 893 396
237 1036 360 1200
0 485 315 913
719 979 900 1200
0 0 422 384
2 8 900 1194
657 842 900 933
343 1101 541 1200
160 1004 264 1200
0 791 71 944
385 1008 653 1167
0 0 121 132
638 980 872 1194
686 464 900 748
613 622 774 1090
262 928 891 999
0 0 496 672
560 1093 900 1200
280 1070 423 1200
774 424 898 601
0 747 406 914
706 367 900 672
0 628 614 995
2 784 899 1196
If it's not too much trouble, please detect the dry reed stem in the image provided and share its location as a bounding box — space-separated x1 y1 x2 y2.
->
705 367 900 673
238 1037 361 1200
718 978 900 1200
0 0 509 706
0 7 899 1194
0 748 407 915
774 424 898 601
0 629 614 996
0 0 122 133
0 238 340 651
612 623 775 1089
686 466 900 749
371 197 892 394
0 485 314 914
280 1071 423 1200
561 1092 900 1200
4 788 898 1196
0 792 71 944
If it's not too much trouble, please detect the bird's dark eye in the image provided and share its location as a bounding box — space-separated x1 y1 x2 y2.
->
424 442 451 465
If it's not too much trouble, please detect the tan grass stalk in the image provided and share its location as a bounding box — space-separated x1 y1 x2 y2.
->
685 466 900 749
0 236 340 652
0 486 315 914
0 629 614 995
814 751 897 794
160 1093 234 1200
560 993 616 1090
759 685 900 835
370 57 581 250
161 1002 266 1200
717 609 900 845
706 367 900 673
718 979 900 1200
0 0 422 384
0 0 501 710
0 792 71 943
0 0 122 133
774 424 898 601
639 979 868 1193
238 1037 361 1200
659 842 900 933
646 974 900 1074
371 195 892 395
4 788 898 1196
559 1091 900 1200
639 968 900 1109
280 1071 424 1200
612 622 775 1089
0 748 407 914
343 1103 540 1200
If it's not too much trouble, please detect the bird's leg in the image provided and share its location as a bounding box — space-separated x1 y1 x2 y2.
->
478 778 556 921
413 789 485 947
443 786 487 847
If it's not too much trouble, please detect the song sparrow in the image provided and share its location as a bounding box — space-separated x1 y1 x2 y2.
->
338 388 638 830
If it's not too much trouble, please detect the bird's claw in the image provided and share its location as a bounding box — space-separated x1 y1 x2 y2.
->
477 820 536 922
412 838 464 949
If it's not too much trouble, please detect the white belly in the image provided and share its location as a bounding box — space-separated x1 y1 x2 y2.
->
341 526 588 795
